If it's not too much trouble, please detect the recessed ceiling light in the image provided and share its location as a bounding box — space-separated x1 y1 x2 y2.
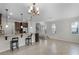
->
9 12 13 15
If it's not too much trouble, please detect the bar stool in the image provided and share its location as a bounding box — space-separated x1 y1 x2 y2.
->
25 34 32 45
10 37 19 51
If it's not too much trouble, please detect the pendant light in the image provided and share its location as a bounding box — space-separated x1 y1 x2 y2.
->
20 13 23 29
5 9 8 28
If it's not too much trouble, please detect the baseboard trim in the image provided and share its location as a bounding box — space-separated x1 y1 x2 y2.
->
49 36 79 44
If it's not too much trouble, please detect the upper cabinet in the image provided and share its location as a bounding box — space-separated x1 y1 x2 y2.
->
15 22 28 34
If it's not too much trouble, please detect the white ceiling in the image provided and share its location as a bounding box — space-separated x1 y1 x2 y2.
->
0 3 79 22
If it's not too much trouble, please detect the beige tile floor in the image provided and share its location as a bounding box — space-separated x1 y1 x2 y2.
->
0 39 79 55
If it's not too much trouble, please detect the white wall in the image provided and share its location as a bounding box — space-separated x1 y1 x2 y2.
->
30 22 36 42
46 17 79 43
28 21 36 42
2 16 15 35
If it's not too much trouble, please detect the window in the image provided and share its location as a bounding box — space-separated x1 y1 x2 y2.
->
52 24 56 34
71 22 79 34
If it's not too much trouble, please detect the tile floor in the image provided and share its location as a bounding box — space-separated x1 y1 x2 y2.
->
0 39 79 55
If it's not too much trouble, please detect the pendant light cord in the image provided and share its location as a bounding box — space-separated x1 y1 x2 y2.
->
5 9 8 25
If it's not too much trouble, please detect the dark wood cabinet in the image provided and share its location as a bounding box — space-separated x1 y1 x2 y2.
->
35 33 39 42
15 22 28 34
15 22 20 34
22 23 28 27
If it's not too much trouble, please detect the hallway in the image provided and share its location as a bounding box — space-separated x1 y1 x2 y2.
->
0 39 79 55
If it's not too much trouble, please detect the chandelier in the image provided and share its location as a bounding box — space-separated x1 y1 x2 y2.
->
28 3 39 16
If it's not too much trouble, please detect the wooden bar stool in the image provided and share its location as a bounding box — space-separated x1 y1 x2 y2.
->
10 37 19 51
25 34 32 45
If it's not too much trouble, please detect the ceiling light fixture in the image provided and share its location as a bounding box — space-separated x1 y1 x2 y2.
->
5 9 8 28
28 3 39 16
20 13 23 29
